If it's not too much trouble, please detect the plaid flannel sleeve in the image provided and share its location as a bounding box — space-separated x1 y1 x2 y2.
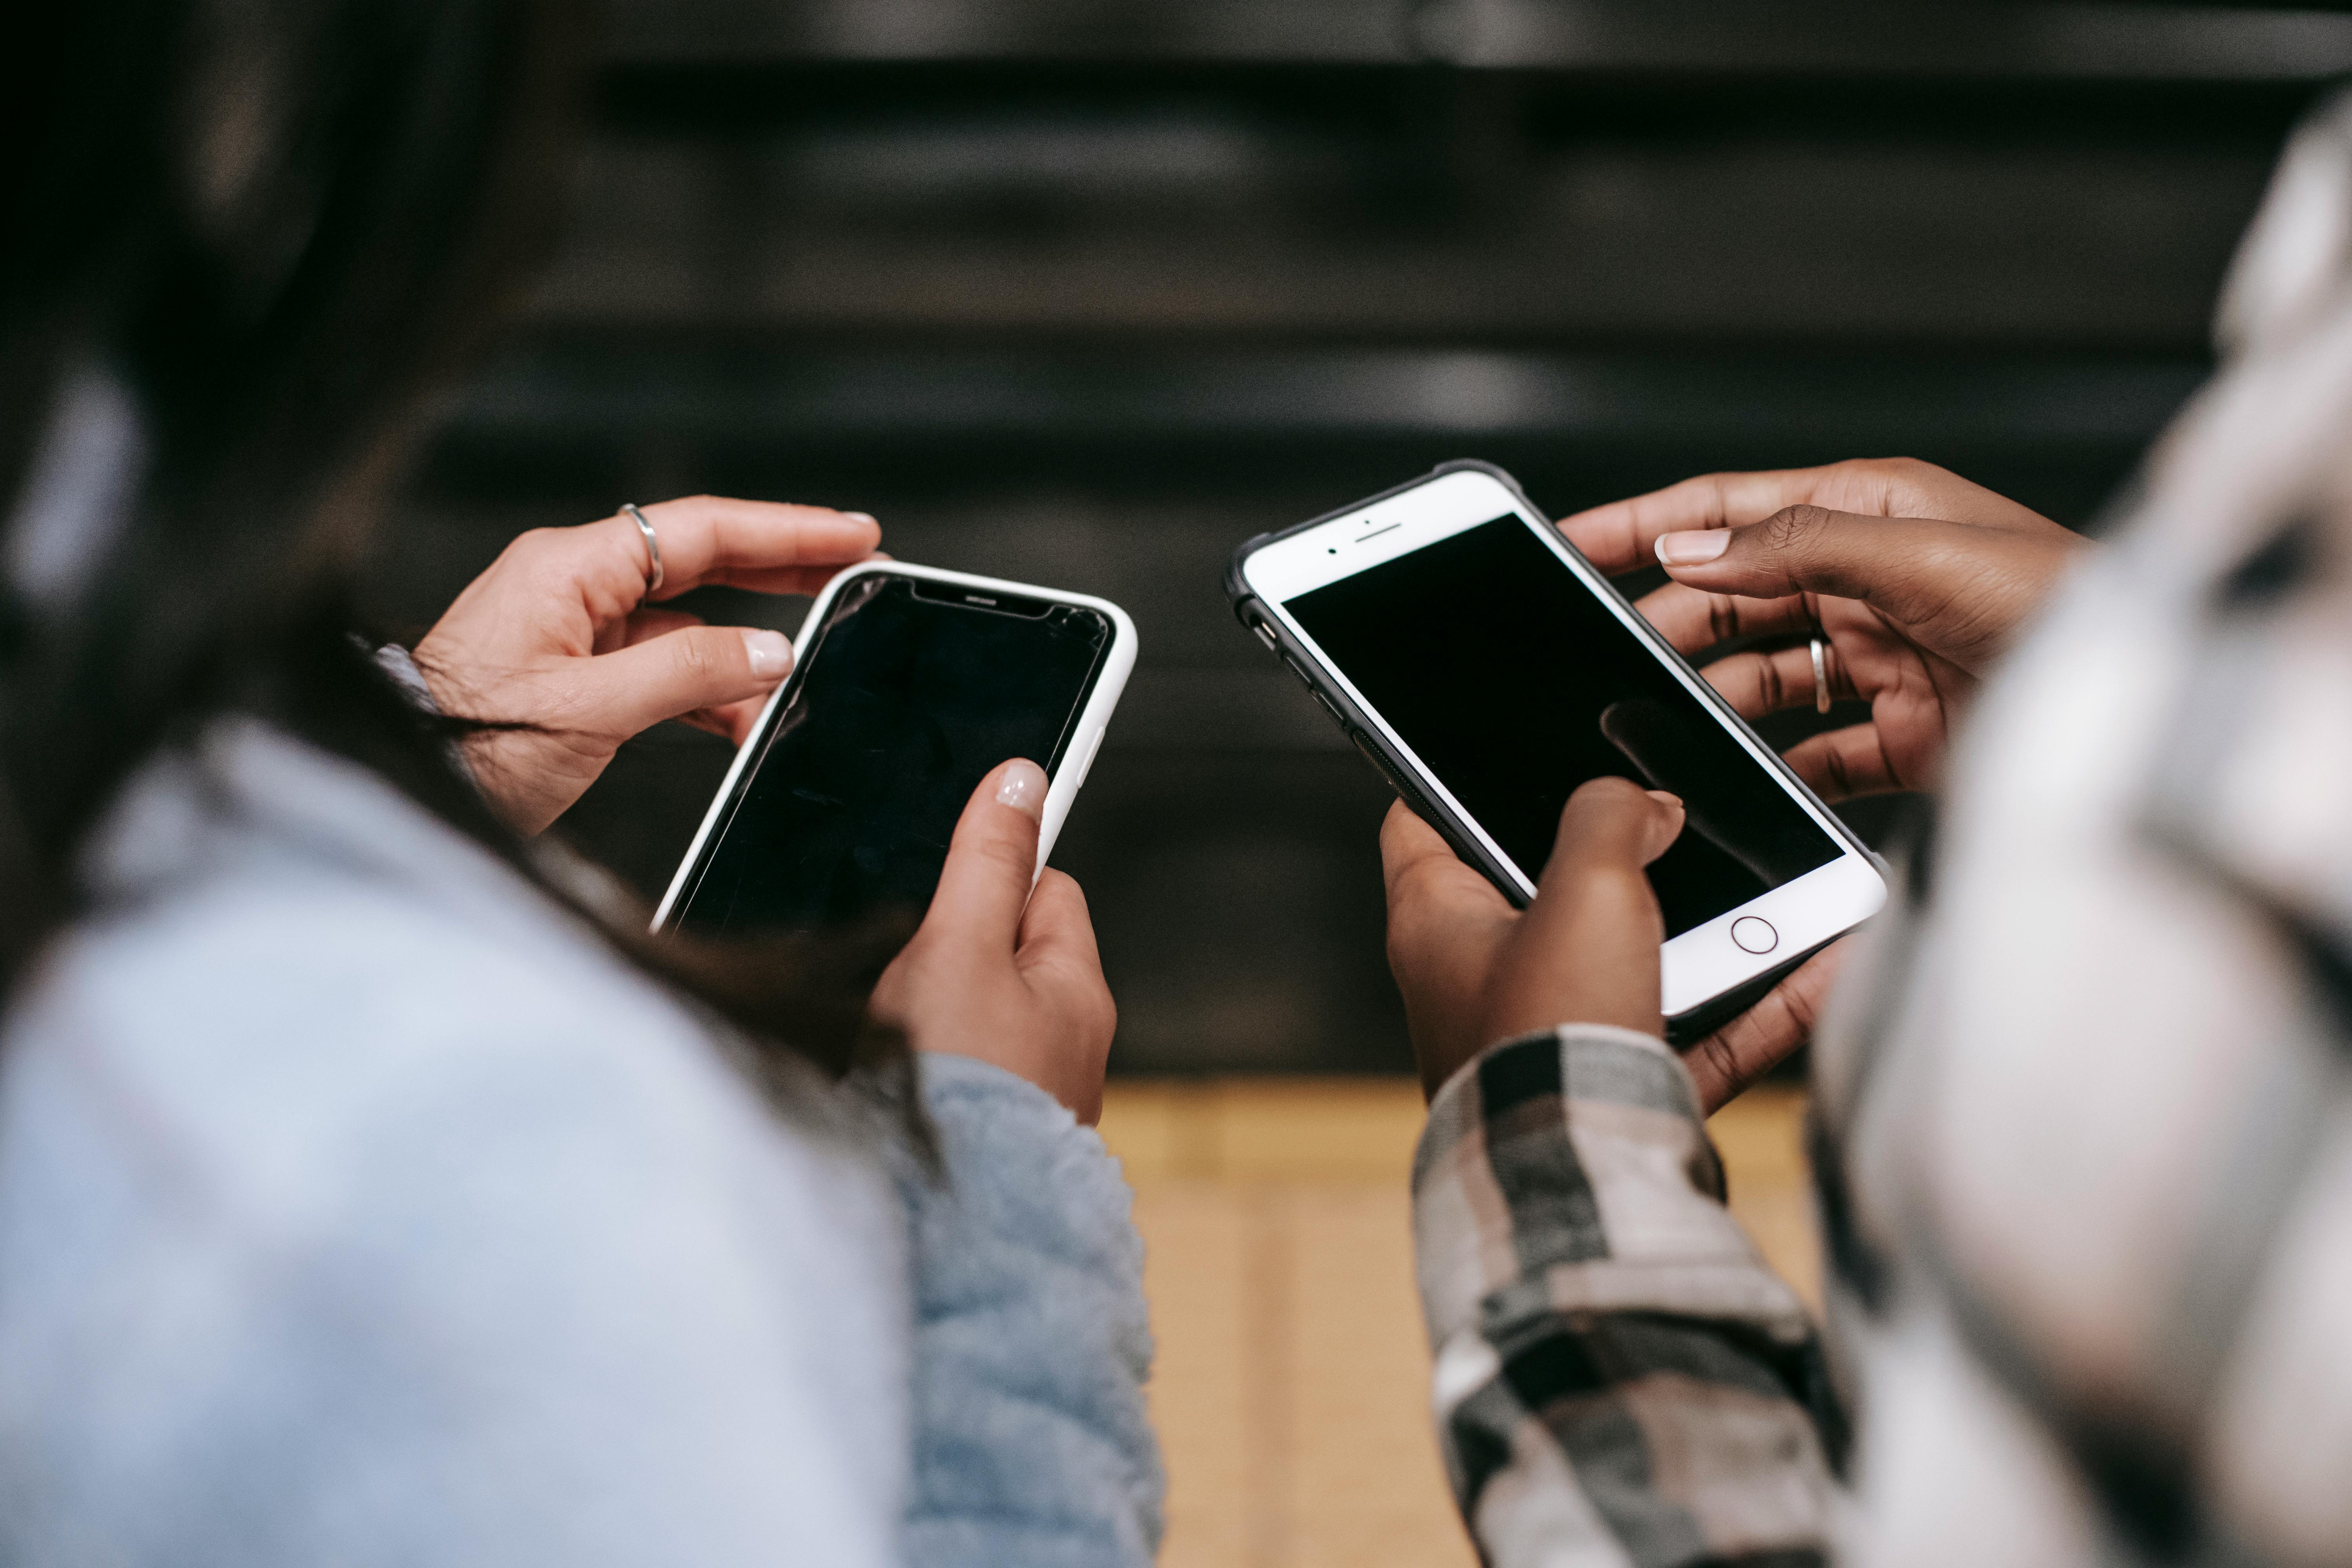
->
1412 1024 1842 1568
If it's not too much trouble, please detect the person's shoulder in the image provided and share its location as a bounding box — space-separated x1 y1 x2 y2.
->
0 795 911 1566
12 766 878 1241
42 835 676 1112
39 727 704 1122
8 721 893 1267
4 764 903 1318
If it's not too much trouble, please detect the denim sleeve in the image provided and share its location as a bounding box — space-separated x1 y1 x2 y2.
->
894 1054 1163 1568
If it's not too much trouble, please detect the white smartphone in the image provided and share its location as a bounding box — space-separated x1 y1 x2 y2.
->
1228 460 1885 1037
655 561 1136 937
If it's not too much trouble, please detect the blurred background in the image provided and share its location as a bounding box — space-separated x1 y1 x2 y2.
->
359 0 2352 1079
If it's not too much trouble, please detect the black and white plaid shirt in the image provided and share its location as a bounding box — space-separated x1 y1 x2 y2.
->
1412 91 2352 1568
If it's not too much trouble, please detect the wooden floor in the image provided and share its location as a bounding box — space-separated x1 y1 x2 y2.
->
1095 1078 1818 1568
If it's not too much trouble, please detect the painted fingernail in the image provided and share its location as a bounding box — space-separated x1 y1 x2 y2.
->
1655 529 1731 566
741 628 792 680
995 759 1048 818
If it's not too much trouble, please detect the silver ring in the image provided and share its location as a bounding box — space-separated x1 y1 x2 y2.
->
1809 635 1832 715
622 503 664 596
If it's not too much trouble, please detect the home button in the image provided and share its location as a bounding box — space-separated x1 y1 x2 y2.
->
1730 916 1779 955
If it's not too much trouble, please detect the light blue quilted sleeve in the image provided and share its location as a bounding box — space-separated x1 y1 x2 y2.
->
895 1055 1164 1568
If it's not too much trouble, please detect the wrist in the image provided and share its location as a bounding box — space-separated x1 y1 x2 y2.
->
917 1044 1100 1126
1418 1023 1515 1103
1421 1026 1556 1108
1422 1018 1675 1104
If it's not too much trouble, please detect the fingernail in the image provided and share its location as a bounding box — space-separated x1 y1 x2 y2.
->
741 628 792 680
1645 790 1683 809
842 511 877 527
995 759 1048 818
1655 529 1731 567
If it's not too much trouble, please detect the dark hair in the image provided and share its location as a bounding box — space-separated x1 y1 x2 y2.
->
0 0 902 1089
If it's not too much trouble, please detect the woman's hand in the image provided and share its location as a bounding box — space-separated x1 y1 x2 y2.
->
1383 779 1687 1100
412 496 881 834
1558 457 2087 800
1383 785 1849 1112
870 761 1118 1125
1530 458 2079 1103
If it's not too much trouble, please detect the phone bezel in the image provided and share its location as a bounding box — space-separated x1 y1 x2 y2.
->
651 560 1138 932
1233 462 1886 1021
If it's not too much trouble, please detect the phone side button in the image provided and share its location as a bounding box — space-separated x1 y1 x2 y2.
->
1069 726 1107 791
1730 916 1779 955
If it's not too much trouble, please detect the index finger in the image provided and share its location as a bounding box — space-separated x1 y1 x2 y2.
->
1016 867 1107 981
1629 579 1814 656
608 496 884 601
1380 800 1495 908
1556 468 1838 575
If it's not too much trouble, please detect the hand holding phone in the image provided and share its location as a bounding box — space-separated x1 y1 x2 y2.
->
657 562 1131 1120
658 563 1135 939
414 496 883 834
1230 461 1887 1042
1383 792 1855 1109
1383 778 1684 1097
1560 456 2083 800
869 759 1118 1124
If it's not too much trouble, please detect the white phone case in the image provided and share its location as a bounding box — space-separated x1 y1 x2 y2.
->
652 560 1137 931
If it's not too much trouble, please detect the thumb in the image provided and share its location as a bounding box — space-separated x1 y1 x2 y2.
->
915 759 1049 959
1485 778 1684 1042
588 625 793 736
1536 776 1687 900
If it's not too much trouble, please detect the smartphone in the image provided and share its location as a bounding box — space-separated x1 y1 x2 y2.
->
655 562 1136 938
1227 460 1885 1037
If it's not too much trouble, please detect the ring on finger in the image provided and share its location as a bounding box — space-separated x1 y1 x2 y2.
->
621 502 664 596
1809 635 1832 715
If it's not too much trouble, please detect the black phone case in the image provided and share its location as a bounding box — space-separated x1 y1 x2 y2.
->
1225 458 1873 1047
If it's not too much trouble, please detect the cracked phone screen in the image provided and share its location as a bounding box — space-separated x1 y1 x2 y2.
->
1282 514 1839 936
669 573 1111 938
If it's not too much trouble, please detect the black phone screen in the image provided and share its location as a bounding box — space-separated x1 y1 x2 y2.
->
1281 514 1840 937
668 573 1112 938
